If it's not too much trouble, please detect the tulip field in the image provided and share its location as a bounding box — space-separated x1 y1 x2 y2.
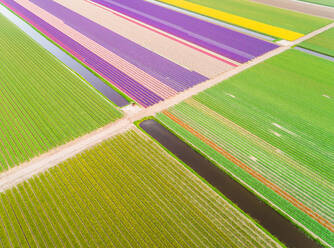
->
89 0 278 62
0 130 283 248
0 0 283 107
0 0 333 246
0 13 122 171
157 49 334 246
157 0 331 40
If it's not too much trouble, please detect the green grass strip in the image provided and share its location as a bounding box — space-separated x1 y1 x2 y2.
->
300 27 334 57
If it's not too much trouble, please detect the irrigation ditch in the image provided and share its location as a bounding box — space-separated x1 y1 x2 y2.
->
140 119 323 248
0 3 129 107
294 46 334 62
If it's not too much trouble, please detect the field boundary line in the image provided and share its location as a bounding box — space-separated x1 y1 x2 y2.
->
0 119 132 191
0 18 333 247
294 46 334 62
0 19 333 192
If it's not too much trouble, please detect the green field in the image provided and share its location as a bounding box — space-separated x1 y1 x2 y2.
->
157 49 334 247
300 27 334 57
297 0 334 7
186 0 331 34
0 14 122 171
0 130 283 247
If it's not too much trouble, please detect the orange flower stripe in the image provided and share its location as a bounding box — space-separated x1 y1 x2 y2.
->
163 110 334 233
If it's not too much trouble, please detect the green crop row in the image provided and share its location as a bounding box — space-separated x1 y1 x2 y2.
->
300 27 334 57
0 14 122 171
0 130 283 247
156 49 334 247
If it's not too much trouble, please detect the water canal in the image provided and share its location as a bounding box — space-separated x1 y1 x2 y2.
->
295 46 334 62
0 3 129 107
140 119 323 248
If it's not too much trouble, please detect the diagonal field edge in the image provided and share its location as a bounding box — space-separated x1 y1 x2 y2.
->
162 110 334 234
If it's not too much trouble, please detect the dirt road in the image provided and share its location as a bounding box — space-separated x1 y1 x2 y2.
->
250 0 334 19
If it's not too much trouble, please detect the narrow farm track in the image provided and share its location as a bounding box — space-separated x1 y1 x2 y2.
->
0 20 333 192
249 0 334 19
299 27 334 58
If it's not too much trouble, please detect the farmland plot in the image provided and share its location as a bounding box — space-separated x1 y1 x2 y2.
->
90 0 278 63
300 27 334 57
1 0 213 107
0 130 283 247
157 49 334 247
0 13 121 171
157 0 331 39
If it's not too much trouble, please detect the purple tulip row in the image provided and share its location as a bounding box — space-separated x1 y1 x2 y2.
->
2 0 208 107
92 0 278 63
30 0 208 92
